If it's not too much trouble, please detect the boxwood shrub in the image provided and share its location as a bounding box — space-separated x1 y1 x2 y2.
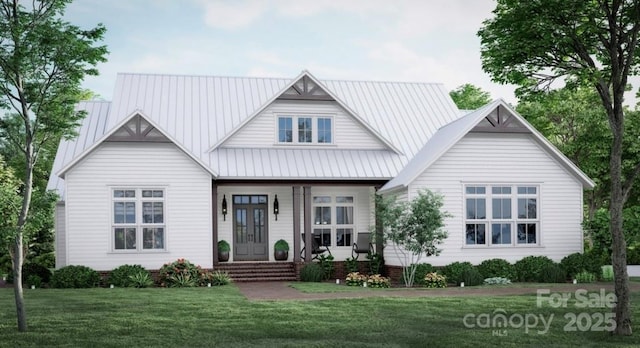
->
461 268 484 286
300 263 324 282
404 263 434 286
443 261 475 285
7 262 52 286
540 264 567 283
51 265 101 288
477 258 515 280
514 256 555 282
559 252 602 279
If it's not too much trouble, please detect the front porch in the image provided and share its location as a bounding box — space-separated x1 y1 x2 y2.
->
213 260 378 282
211 182 385 265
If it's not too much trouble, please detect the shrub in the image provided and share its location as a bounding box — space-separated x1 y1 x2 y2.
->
405 263 434 286
559 252 601 279
300 263 324 282
575 270 596 283
109 264 149 287
627 247 640 265
26 275 42 288
477 258 515 280
601 265 614 282
366 252 385 275
159 258 206 287
539 264 567 283
217 240 230 252
51 265 100 288
484 277 512 285
208 271 232 286
424 272 447 288
461 268 484 286
317 254 334 280
274 239 289 251
128 271 154 288
367 274 390 288
443 262 474 285
345 272 367 286
344 257 359 274
7 262 52 285
514 256 555 282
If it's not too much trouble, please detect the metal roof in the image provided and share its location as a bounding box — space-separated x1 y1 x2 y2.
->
46 71 466 196
379 99 596 193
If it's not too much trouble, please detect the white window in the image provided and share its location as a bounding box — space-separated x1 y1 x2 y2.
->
277 115 333 144
312 195 355 247
112 189 165 251
464 185 539 247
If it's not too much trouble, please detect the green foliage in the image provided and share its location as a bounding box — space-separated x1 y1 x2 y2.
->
316 254 334 280
514 256 555 282
575 271 596 284
344 257 359 274
423 272 447 288
345 272 367 286
159 258 206 287
274 239 289 251
559 252 602 279
601 265 614 282
51 265 100 288
460 268 484 287
377 190 450 287
584 208 640 261
300 263 324 282
0 158 21 247
539 264 567 283
477 258 515 280
404 263 434 286
443 262 475 286
207 271 232 286
128 271 154 288
217 240 230 252
628 247 640 265
25 274 42 288
7 262 52 286
366 252 384 275
366 274 390 288
108 264 149 287
449 84 492 110
483 277 512 285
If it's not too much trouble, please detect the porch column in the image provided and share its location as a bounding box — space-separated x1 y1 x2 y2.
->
292 186 301 262
212 181 219 266
303 185 312 262
374 186 384 258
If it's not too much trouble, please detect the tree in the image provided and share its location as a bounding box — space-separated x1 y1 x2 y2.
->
0 0 107 331
449 84 492 110
478 0 640 335
377 190 450 287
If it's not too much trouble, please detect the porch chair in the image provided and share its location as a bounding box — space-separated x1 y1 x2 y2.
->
352 232 374 259
300 234 332 260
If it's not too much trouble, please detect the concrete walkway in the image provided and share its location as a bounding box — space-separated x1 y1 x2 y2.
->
235 281 640 301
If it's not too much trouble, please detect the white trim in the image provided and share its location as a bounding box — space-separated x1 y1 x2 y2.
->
57 110 218 178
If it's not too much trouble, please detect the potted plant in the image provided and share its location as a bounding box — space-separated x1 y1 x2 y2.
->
274 239 289 261
218 240 230 262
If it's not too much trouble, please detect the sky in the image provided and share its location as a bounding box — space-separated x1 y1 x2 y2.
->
64 0 518 103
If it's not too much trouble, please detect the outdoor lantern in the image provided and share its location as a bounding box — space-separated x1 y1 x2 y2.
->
222 195 228 221
273 195 279 220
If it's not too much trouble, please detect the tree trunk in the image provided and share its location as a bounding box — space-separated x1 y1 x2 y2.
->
12 235 26 332
610 117 632 335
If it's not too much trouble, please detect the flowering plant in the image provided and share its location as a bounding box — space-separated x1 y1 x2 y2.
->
345 272 368 286
424 272 447 288
159 258 208 287
366 274 390 288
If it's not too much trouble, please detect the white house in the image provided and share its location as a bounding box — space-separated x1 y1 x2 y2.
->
47 71 594 276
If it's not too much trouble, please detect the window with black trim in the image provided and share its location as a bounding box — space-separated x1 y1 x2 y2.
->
113 188 165 251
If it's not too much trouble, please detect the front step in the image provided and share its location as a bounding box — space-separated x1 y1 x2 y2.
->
214 262 297 282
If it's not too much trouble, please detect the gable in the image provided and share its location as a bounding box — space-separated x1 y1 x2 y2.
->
472 104 528 133
277 75 334 101
106 115 170 142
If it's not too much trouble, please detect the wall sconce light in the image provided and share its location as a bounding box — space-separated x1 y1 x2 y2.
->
221 195 228 221
273 195 279 220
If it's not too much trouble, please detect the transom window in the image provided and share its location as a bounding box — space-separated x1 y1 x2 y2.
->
112 188 165 251
464 185 539 247
312 195 355 247
277 115 333 144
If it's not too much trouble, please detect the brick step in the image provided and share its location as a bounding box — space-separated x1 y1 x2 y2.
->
214 262 296 282
233 276 297 282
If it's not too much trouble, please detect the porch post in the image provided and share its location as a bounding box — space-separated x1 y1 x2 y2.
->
374 186 384 258
303 185 312 262
212 181 219 266
292 186 301 262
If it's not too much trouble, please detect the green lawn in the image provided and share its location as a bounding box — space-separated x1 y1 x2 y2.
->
0 286 639 347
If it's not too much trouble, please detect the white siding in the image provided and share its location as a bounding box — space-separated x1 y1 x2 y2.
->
55 202 66 268
384 132 584 267
64 142 212 270
223 100 387 150
216 185 374 261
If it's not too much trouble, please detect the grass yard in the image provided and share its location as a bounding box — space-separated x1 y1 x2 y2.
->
0 285 639 347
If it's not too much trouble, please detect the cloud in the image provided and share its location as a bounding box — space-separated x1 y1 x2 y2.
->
198 0 268 30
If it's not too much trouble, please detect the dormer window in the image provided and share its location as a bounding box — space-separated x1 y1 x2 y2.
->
277 115 333 144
